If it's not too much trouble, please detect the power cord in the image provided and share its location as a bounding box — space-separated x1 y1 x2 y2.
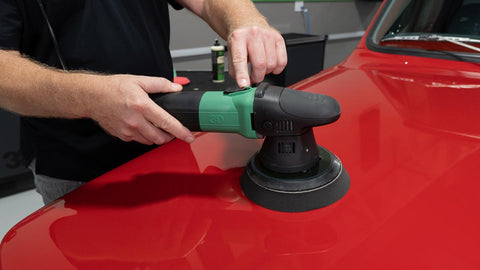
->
36 0 68 70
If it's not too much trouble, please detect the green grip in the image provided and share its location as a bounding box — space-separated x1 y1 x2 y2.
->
199 87 257 138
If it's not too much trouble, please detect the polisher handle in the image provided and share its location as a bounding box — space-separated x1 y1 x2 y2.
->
152 87 258 138
151 91 204 131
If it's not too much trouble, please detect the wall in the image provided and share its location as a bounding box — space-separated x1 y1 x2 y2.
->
170 1 383 71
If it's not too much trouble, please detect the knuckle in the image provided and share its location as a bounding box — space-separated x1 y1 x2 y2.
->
154 137 167 145
229 31 239 40
272 31 282 39
122 128 134 138
129 98 148 114
154 133 174 145
143 140 154 146
254 59 267 70
267 63 276 73
278 57 288 69
158 116 173 130
250 26 260 36
124 119 139 130
155 77 169 88
119 134 133 142
231 53 247 65
229 29 245 41
272 68 283 75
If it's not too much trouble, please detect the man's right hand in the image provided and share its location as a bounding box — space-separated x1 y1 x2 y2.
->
0 50 194 145
88 75 195 145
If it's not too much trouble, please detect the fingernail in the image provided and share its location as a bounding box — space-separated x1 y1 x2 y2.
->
172 83 182 91
239 79 249 87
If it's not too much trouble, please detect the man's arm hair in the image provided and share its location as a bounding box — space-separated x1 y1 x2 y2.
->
0 49 195 144
0 49 100 118
177 0 269 40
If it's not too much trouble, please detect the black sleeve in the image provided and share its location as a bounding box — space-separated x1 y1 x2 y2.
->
0 0 22 50
167 0 184 10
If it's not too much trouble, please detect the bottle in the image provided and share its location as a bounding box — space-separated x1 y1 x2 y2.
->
211 39 225 83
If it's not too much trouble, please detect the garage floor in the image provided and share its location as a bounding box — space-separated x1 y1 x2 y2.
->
0 190 43 242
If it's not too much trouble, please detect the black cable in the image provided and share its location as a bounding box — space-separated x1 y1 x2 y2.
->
36 0 67 70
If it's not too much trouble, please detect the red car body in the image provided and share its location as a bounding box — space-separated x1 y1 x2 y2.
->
2 1 480 269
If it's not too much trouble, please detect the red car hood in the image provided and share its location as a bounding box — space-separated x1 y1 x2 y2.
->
2 48 480 269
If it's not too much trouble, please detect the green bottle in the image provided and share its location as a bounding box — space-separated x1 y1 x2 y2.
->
211 39 225 83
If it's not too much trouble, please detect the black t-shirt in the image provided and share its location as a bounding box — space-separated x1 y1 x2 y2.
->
0 0 182 181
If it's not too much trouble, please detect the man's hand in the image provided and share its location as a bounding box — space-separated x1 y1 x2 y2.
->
228 25 287 88
178 0 288 88
89 75 195 145
0 50 194 146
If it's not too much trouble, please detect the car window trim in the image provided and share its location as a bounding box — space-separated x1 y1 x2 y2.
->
366 0 480 63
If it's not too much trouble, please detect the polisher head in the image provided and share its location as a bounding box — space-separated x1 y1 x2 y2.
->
240 143 350 212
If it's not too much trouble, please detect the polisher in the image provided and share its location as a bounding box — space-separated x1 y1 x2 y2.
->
153 83 350 212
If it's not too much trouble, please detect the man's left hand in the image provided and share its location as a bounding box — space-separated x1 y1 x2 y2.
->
228 25 287 88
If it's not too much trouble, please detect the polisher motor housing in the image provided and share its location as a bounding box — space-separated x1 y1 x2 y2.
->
240 83 350 212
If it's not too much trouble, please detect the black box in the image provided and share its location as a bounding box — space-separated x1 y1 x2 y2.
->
265 33 326 87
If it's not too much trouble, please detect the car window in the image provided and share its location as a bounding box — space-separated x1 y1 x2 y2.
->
370 0 480 55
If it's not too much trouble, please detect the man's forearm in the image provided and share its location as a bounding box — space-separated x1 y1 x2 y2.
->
0 49 100 118
0 49 195 145
180 0 269 39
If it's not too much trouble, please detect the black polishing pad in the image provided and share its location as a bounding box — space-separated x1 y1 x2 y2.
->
240 146 350 212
